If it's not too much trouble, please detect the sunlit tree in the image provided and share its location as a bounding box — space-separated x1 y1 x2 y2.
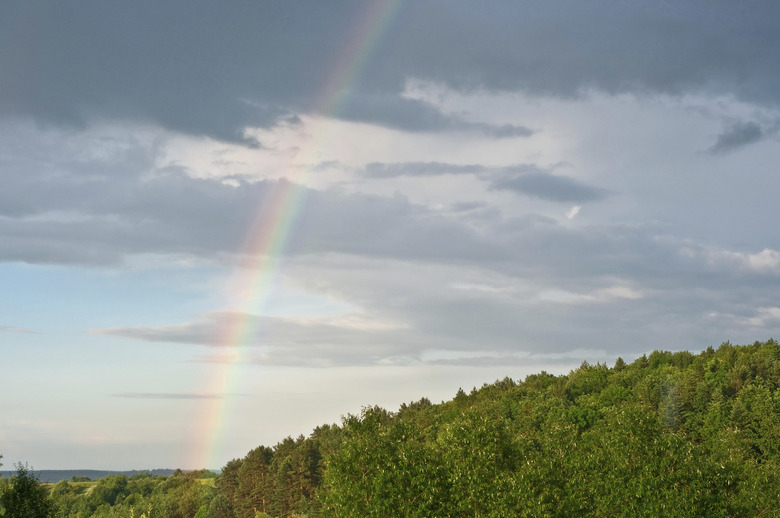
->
0 463 55 518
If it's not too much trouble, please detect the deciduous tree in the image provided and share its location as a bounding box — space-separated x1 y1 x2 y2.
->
0 463 55 518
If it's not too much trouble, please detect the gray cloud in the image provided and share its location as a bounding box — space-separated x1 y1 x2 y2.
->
95 311 415 367
482 123 534 138
448 201 488 213
338 94 532 137
91 221 780 367
361 162 487 179
396 1 780 103
360 162 608 204
362 161 610 204
94 307 622 367
0 181 503 267
0 126 506 266
5 122 777 349
2 1 780 143
488 171 610 203
709 121 766 154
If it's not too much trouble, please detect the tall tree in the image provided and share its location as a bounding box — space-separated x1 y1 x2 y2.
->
0 463 55 518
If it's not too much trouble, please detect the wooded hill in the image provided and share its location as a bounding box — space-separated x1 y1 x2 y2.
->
10 340 780 517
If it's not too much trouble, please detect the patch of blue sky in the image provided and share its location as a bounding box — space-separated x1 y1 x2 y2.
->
0 260 223 335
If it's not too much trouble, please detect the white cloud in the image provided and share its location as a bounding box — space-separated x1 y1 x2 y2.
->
746 248 780 271
748 307 780 327
538 284 642 304
689 245 780 274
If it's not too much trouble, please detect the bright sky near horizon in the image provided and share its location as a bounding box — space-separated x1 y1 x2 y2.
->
3 0 780 470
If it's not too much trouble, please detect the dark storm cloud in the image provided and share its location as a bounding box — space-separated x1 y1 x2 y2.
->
396 1 780 102
2 1 780 143
708 121 766 154
488 171 610 203
0 1 350 143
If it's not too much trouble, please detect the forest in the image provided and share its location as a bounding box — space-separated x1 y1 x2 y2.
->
4 340 780 517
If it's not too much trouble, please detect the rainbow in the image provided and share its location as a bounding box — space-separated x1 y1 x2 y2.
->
193 0 405 470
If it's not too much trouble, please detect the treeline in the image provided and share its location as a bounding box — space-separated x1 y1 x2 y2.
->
316 340 780 516
47 469 218 518
6 340 780 516
0 469 178 484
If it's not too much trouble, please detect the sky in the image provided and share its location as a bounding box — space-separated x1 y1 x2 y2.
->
2 0 780 470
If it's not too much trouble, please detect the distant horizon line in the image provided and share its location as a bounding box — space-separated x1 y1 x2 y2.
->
0 468 221 483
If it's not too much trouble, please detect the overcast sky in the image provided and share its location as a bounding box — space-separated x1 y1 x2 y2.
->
3 0 780 470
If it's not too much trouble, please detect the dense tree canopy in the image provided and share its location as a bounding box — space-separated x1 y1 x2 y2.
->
17 340 780 516
0 464 56 518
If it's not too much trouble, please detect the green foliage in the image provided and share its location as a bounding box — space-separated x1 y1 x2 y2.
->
206 494 234 518
43 340 780 517
321 406 447 517
0 463 56 518
319 340 780 516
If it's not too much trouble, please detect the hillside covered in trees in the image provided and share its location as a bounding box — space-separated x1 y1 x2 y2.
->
6 340 780 517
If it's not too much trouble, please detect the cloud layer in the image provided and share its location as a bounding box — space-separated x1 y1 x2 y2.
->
3 1 780 144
